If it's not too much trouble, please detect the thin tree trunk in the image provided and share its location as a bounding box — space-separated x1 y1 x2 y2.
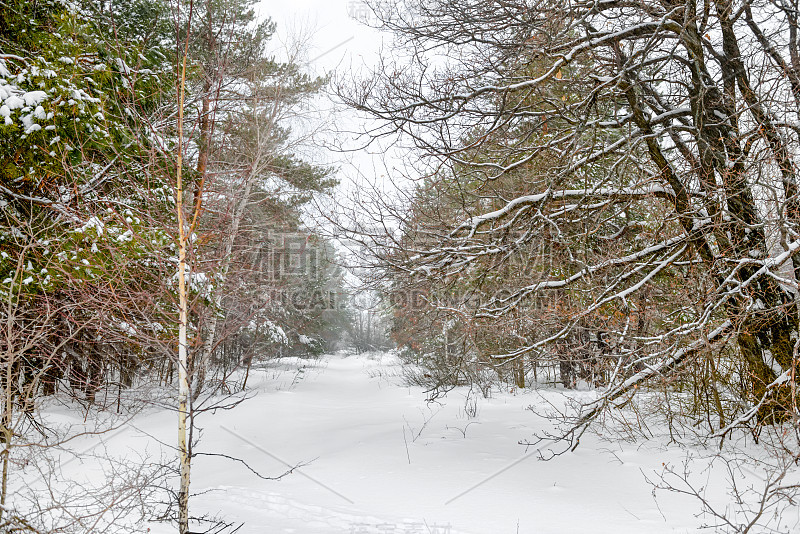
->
241 353 253 390
0 440 7 526
0 348 11 525
175 9 193 531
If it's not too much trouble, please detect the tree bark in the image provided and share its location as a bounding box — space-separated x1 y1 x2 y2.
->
176 13 192 532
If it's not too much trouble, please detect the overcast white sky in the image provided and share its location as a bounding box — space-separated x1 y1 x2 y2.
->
254 0 416 237
257 1 400 181
258 0 382 75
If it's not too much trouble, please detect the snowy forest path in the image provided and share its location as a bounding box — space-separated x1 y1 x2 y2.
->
126 352 725 533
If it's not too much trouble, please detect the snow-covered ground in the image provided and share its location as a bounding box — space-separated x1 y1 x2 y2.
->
30 352 800 533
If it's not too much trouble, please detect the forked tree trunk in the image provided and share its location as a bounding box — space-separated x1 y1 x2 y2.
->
192 90 277 400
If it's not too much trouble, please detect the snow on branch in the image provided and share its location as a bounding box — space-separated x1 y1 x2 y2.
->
456 184 676 235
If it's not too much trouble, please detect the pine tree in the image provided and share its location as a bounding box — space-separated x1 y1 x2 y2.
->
176 0 337 398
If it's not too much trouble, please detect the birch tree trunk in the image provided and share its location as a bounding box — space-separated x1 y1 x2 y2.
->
175 5 193 531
